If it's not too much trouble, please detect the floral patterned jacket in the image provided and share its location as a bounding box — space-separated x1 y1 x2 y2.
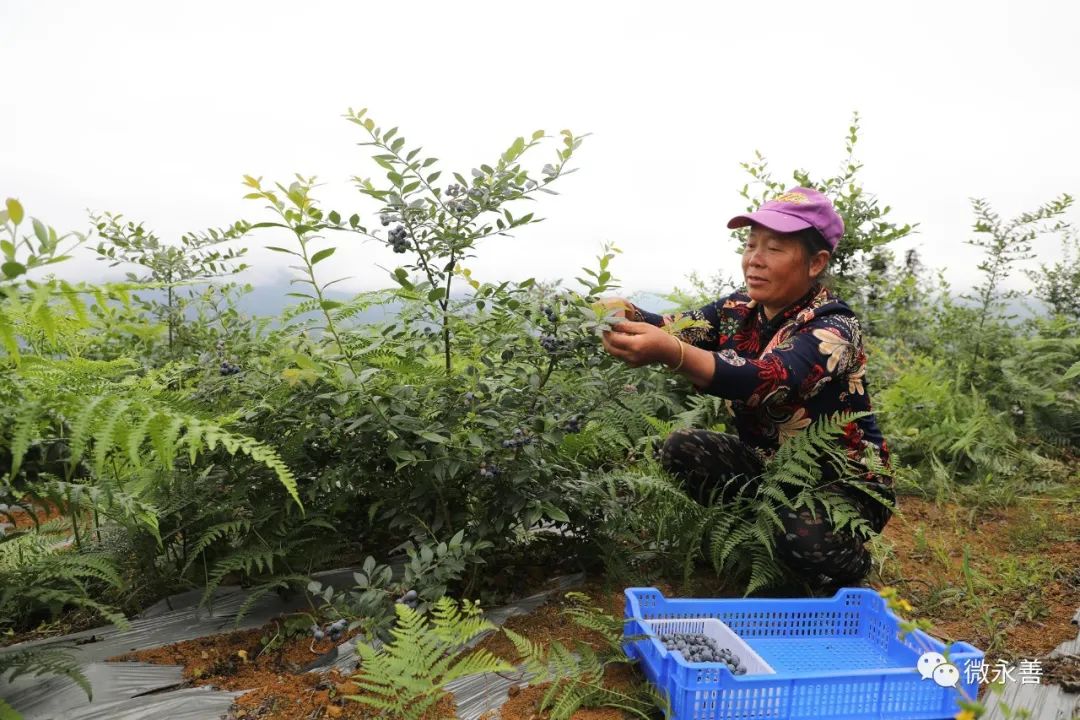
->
629 283 894 510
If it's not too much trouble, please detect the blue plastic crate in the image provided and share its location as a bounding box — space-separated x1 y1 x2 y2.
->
623 587 983 720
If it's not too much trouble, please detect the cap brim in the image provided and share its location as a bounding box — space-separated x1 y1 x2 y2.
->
727 209 813 234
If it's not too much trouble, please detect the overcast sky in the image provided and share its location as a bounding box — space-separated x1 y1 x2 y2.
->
3 0 1077 302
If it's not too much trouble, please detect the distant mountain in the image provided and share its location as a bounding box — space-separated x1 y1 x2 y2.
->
118 281 1049 328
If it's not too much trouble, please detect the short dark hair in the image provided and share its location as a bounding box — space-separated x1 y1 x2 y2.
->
795 227 832 285
795 227 830 256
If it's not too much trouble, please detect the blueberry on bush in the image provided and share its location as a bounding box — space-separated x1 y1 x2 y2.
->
219 361 241 376
396 589 419 610
387 224 410 253
539 334 561 354
562 413 584 433
449 199 477 214
500 427 536 450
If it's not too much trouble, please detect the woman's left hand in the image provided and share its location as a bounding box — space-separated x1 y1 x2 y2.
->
601 321 679 368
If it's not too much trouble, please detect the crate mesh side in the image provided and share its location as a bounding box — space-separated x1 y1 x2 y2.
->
681 684 787 719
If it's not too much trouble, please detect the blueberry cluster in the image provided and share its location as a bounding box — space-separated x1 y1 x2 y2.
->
542 305 557 323
396 589 419 609
659 633 747 673
310 618 349 643
447 199 477 214
539 334 569 354
478 462 500 479
501 427 535 449
388 225 410 253
541 334 593 355
445 184 465 197
219 361 241 376
380 213 401 227
463 391 475 403
559 413 584 433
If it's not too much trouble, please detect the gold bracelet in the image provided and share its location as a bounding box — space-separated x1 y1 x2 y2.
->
668 336 685 372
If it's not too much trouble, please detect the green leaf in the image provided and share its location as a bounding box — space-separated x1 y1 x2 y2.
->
393 268 414 289
32 219 49 247
418 431 448 444
310 247 336 265
543 503 570 523
320 299 343 311
427 287 445 302
265 245 299 256
2 261 26 279
5 198 24 225
328 210 341 225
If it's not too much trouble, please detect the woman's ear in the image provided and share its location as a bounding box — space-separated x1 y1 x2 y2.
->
809 250 831 279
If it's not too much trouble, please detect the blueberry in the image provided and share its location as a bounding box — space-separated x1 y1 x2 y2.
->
313 629 325 641
403 590 417 601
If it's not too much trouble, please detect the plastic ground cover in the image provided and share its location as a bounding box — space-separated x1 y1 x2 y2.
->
0 569 582 719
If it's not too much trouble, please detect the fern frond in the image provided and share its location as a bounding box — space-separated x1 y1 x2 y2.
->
0 646 91 701
181 519 252 574
349 598 511 720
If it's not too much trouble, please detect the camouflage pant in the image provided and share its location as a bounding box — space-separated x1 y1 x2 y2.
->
658 429 891 586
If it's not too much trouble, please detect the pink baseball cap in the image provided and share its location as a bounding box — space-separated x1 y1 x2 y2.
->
726 187 844 251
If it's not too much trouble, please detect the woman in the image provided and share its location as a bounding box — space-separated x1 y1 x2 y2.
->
600 187 894 589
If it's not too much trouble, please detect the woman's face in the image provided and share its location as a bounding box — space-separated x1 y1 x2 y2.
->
741 225 820 310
